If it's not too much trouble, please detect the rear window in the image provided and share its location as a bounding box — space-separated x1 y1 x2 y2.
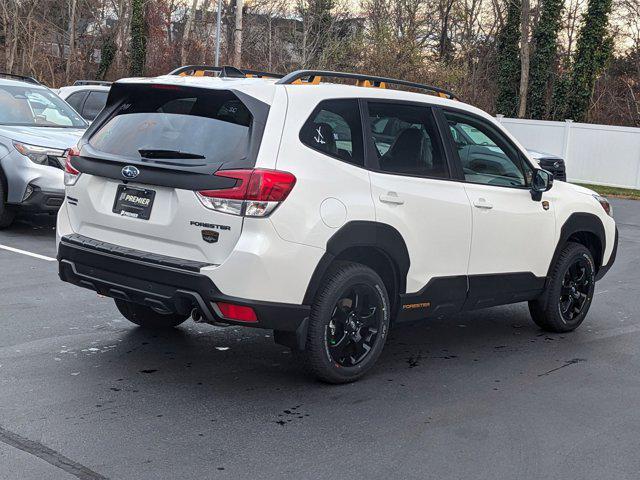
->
299 99 364 167
89 87 261 167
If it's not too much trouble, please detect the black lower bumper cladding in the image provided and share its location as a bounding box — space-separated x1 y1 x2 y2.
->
57 234 310 332
13 188 64 212
595 227 618 281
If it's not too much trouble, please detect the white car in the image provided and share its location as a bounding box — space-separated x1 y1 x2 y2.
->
56 67 618 383
56 81 111 122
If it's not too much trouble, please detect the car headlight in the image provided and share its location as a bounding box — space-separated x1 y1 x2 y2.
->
13 141 65 165
593 194 613 217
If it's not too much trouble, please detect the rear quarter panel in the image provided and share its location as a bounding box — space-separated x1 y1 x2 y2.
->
269 87 375 249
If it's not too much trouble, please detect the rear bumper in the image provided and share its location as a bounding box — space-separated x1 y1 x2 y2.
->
11 187 64 212
57 234 310 332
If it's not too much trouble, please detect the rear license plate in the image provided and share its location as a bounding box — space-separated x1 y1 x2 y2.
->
112 185 155 220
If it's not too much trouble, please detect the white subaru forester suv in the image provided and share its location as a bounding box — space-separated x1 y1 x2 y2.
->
57 66 617 383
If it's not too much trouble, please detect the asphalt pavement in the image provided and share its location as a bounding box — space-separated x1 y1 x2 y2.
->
0 199 639 480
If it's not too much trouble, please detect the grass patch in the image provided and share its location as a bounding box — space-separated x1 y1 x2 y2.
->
575 183 640 200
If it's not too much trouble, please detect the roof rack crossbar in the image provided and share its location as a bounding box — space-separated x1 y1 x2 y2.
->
0 72 40 85
72 80 112 86
168 65 284 79
276 70 457 100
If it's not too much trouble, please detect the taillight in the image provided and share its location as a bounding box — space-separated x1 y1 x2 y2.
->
64 147 81 186
215 302 258 323
196 169 296 217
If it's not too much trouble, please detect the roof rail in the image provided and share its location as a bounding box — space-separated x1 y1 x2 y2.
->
168 65 284 79
0 72 40 85
276 70 458 100
72 80 112 86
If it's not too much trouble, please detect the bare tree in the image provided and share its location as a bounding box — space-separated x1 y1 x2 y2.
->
234 0 244 65
65 0 77 83
181 0 199 65
518 0 531 117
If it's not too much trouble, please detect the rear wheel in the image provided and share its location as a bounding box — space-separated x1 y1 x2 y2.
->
0 180 15 229
529 242 596 332
114 299 189 328
303 262 390 384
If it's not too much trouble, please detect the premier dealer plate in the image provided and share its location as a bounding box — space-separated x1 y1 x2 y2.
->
112 185 156 220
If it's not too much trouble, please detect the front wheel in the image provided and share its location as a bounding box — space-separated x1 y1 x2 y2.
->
529 242 596 333
303 262 390 384
114 299 189 329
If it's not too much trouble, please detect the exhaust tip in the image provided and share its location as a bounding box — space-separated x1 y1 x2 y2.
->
191 308 203 322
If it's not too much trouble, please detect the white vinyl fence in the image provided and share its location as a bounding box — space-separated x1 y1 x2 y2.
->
496 116 640 190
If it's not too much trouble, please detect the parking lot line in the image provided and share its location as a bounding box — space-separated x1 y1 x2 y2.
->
0 244 56 262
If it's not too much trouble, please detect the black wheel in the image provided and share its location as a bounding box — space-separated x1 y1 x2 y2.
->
0 179 15 229
114 299 189 328
529 242 596 333
303 262 390 384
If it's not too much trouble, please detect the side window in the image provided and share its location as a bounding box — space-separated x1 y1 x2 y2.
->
82 91 108 121
65 91 88 113
367 102 449 178
444 110 532 187
299 99 364 166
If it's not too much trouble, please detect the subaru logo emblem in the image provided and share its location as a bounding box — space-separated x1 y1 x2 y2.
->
121 165 139 179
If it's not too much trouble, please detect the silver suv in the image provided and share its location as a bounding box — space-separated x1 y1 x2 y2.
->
0 73 87 228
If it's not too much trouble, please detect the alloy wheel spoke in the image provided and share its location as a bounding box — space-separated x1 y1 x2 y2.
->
351 337 372 364
329 331 351 360
326 283 383 367
559 258 593 322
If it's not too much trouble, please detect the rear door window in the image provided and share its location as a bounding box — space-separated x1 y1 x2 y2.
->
82 90 108 120
299 99 364 167
89 86 263 169
366 102 449 179
65 91 88 113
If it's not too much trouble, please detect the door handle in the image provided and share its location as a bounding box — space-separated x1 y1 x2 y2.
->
473 198 493 209
379 192 404 205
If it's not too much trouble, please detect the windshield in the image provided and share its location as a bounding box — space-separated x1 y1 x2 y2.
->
89 88 255 166
0 85 87 128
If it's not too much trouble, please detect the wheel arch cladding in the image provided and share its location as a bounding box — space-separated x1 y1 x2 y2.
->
549 213 605 278
303 221 410 308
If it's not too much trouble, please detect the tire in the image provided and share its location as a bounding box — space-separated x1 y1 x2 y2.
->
0 179 15 229
114 299 189 328
529 242 596 333
303 261 391 384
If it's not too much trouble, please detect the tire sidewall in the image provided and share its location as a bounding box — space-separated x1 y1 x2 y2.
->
310 267 390 381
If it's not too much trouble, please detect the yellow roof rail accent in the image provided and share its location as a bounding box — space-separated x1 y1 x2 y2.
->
178 69 211 77
292 76 322 85
277 70 458 100
356 80 386 89
168 65 284 79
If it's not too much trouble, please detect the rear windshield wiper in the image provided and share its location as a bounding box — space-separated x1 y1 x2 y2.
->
138 149 206 160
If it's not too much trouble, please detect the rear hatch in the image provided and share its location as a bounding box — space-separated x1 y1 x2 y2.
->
66 80 273 264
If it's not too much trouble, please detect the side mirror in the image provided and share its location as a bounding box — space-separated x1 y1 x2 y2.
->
530 168 553 201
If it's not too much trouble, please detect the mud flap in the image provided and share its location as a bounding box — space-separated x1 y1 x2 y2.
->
273 317 309 351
